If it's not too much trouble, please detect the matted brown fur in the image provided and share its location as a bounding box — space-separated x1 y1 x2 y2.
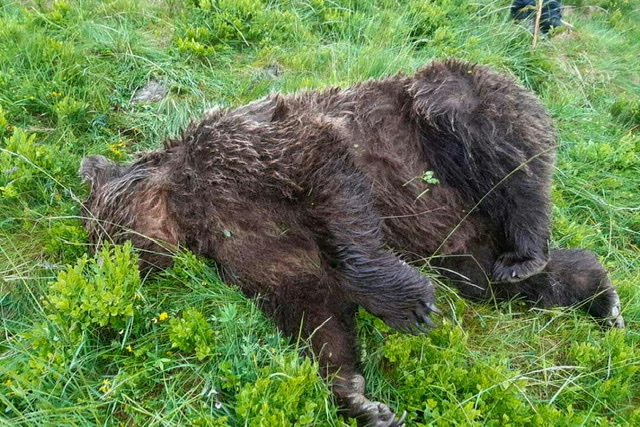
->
81 60 623 426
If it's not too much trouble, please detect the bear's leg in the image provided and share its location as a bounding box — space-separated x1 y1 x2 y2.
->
313 307 406 426
305 166 440 333
436 248 624 327
495 249 624 328
269 281 406 426
408 60 555 283
333 372 406 427
489 179 551 283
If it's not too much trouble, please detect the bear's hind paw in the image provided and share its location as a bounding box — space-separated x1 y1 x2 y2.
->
598 287 625 329
354 401 406 427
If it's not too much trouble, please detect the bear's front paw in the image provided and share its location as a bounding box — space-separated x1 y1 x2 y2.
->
375 283 441 334
492 251 548 283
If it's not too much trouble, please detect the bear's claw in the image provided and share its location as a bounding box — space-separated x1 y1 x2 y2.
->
387 304 439 334
492 251 548 283
374 278 440 334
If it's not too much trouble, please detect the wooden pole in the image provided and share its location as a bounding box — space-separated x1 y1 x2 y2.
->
532 0 544 49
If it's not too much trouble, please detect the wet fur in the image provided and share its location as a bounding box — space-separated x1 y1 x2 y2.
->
81 60 623 426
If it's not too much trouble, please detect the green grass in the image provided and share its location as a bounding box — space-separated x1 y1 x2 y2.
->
1 0 639 425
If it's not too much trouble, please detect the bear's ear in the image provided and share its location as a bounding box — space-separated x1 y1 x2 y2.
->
79 155 114 189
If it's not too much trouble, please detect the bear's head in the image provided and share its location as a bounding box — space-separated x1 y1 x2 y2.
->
80 154 180 269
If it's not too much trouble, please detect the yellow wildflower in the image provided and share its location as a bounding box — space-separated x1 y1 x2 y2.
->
99 378 111 393
158 312 169 322
108 140 126 157
126 345 133 352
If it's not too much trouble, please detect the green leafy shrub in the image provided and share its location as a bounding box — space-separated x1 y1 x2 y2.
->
168 307 217 360
382 322 563 425
47 0 73 23
22 320 76 372
4 243 144 417
175 34 216 57
53 95 90 128
564 330 639 406
236 355 330 426
176 0 303 56
0 129 59 201
46 241 141 331
382 323 529 424
407 0 474 46
43 220 89 260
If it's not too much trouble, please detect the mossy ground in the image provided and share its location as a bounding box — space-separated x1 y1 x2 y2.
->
1 0 639 425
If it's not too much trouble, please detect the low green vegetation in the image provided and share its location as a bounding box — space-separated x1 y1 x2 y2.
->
1 0 638 425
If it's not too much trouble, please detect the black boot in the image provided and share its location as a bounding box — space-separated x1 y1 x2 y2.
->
511 0 564 33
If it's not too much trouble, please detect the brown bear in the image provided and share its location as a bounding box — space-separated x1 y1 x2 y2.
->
80 60 624 426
